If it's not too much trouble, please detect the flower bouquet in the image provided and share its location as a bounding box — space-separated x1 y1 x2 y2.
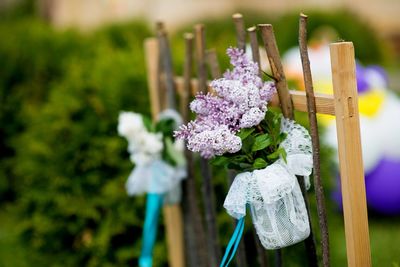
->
118 109 186 197
175 48 313 257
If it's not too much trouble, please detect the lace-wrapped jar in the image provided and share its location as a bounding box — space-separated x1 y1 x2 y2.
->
223 118 313 249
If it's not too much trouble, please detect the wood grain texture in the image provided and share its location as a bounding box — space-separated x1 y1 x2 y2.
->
330 42 371 267
144 37 185 267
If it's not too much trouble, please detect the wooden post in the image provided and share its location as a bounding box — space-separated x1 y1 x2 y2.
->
330 42 371 267
258 24 294 119
144 37 185 267
232 13 246 51
181 32 209 267
194 23 222 267
299 13 330 267
248 26 262 78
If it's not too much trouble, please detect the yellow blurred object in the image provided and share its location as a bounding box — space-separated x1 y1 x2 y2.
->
317 89 386 126
358 89 385 117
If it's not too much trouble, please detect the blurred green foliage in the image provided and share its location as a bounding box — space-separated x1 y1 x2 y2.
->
0 4 396 267
0 16 171 266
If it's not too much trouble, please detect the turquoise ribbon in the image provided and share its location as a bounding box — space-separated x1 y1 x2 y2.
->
139 193 163 267
219 216 245 267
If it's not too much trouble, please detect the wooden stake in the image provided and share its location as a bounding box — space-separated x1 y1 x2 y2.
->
206 49 221 78
180 32 209 267
144 37 185 267
194 23 221 266
194 24 208 93
299 13 330 267
258 24 293 119
259 23 318 267
232 13 246 51
330 42 371 267
157 23 176 109
248 26 262 77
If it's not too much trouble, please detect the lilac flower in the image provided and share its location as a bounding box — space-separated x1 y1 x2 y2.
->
174 47 276 158
187 125 242 158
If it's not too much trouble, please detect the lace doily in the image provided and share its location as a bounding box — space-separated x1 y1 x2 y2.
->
125 159 186 196
223 118 313 249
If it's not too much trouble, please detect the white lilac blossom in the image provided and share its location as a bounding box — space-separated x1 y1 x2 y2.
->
118 111 146 139
175 47 276 158
118 111 163 165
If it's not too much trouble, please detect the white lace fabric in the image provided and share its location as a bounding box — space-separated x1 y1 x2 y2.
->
223 118 313 249
125 159 186 196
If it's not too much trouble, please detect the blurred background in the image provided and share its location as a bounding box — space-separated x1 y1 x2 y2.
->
0 0 399 266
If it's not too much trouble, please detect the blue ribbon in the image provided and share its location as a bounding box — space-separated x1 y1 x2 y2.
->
139 193 163 267
219 216 245 267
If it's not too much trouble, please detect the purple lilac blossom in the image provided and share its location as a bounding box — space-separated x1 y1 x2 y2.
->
174 47 276 158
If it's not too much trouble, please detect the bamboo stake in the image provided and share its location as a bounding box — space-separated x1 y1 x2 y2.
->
238 22 270 267
248 26 262 77
232 13 246 51
194 23 221 266
194 24 208 94
157 23 176 109
299 13 330 267
180 32 209 267
258 23 318 267
258 24 293 119
157 22 185 267
144 37 185 267
206 49 221 78
330 42 371 267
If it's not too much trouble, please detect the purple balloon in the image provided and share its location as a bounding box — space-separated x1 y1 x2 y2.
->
365 158 400 214
332 157 400 215
356 63 369 93
355 62 389 94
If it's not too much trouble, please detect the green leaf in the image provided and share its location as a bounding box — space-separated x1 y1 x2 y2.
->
165 137 185 166
239 162 252 169
241 135 255 154
280 147 287 163
227 162 242 171
252 134 271 152
279 132 287 143
155 118 175 136
267 147 286 161
210 156 230 167
253 158 268 169
142 115 154 132
236 128 255 140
